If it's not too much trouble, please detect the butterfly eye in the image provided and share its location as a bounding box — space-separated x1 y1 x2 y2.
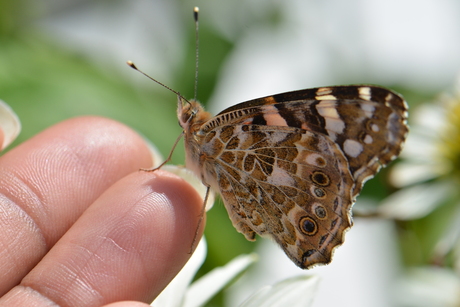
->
185 111 198 125
180 105 194 123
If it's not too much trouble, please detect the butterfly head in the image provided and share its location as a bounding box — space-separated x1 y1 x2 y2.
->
177 96 212 133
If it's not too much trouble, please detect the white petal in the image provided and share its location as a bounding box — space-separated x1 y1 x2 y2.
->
395 267 460 307
412 103 445 133
183 253 257 307
390 161 445 187
163 165 215 211
398 127 440 160
0 100 21 150
151 238 207 307
433 201 460 262
145 140 165 168
240 275 319 307
378 180 453 220
455 240 460 273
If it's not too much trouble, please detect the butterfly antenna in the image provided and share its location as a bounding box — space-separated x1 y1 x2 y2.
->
193 6 199 101
126 61 191 105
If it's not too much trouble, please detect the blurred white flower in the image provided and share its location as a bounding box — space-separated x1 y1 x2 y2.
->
240 274 319 307
379 79 460 222
152 238 257 307
151 237 318 307
378 80 460 306
389 93 460 189
394 267 460 307
0 100 21 150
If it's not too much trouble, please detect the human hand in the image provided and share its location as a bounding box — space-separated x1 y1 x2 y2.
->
0 115 203 306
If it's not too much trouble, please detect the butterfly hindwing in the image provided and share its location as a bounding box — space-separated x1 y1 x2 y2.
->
199 124 354 268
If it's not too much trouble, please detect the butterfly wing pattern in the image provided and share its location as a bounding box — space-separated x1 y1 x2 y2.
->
178 85 408 269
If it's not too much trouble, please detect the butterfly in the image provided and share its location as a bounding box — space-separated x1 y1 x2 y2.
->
177 85 408 269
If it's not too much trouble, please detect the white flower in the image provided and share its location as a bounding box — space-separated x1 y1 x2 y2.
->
394 267 460 307
0 100 21 151
151 237 319 307
377 79 460 306
151 238 257 307
379 79 460 222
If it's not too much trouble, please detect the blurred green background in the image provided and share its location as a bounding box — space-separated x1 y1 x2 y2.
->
2 0 460 306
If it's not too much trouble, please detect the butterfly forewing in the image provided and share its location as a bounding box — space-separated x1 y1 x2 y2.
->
204 86 408 197
180 85 408 269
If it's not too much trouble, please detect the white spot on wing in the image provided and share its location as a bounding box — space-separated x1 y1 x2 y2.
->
315 94 337 100
267 166 295 186
316 101 345 134
264 108 288 126
385 93 393 102
316 87 333 95
364 134 373 144
306 153 326 167
270 131 290 143
326 118 345 134
343 139 363 158
360 103 375 118
358 87 372 101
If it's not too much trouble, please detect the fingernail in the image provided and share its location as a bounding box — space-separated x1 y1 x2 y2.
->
0 100 21 151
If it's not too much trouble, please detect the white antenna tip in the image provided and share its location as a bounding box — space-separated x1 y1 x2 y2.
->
126 60 137 69
194 7 199 21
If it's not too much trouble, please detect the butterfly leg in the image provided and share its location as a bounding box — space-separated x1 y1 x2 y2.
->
189 184 210 254
140 131 185 172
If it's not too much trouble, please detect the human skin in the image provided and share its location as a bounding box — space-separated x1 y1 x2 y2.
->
0 116 203 306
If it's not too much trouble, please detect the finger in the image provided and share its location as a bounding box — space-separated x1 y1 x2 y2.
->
0 170 204 306
0 116 152 294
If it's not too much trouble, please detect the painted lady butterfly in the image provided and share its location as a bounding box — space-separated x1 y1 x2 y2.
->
177 85 408 269
128 9 408 270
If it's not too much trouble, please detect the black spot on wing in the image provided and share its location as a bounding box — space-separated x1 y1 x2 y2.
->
274 103 302 128
274 100 328 134
252 114 267 125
